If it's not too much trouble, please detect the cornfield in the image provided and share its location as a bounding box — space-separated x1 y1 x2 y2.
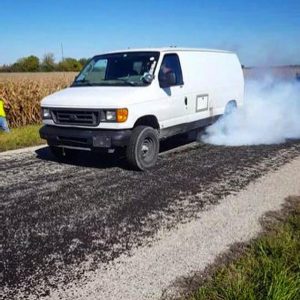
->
0 72 76 128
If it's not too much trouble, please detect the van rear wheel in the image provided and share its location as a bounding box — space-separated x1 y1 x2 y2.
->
126 126 159 170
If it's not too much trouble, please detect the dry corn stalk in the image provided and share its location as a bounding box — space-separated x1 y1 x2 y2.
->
0 72 76 127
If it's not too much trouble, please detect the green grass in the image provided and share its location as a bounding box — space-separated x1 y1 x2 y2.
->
190 199 300 300
0 124 45 152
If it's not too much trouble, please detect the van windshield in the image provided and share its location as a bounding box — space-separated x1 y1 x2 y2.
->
72 51 160 87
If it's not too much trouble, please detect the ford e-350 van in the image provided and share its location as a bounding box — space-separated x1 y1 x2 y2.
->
40 48 244 170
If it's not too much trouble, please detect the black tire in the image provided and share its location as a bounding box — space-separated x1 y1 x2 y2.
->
126 126 159 170
49 146 77 161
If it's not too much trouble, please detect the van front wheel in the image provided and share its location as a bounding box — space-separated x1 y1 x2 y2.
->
126 126 159 170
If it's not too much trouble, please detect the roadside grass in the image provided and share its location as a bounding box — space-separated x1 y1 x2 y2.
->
0 124 45 152
189 197 300 300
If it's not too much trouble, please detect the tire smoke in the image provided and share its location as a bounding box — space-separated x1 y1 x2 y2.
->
202 78 300 145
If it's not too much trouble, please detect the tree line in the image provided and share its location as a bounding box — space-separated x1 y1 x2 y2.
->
0 53 89 72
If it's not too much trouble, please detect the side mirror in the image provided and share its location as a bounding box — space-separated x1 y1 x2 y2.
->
159 71 176 88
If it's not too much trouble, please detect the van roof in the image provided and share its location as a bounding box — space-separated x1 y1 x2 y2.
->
97 47 234 55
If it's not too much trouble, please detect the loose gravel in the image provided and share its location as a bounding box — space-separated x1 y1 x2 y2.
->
1 140 300 299
45 155 300 300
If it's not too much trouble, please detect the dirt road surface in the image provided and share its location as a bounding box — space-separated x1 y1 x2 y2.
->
1 140 300 299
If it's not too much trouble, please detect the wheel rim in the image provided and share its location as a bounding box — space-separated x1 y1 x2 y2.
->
140 136 155 163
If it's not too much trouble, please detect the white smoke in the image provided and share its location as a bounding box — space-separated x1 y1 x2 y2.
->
201 77 300 146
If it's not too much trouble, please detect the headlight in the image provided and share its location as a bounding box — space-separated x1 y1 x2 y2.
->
42 108 51 119
104 109 128 123
106 110 117 121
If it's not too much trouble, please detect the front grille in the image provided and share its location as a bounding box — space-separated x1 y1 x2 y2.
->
51 109 100 126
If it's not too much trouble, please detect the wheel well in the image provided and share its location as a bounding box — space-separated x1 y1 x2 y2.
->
224 100 238 115
134 115 160 130
227 100 237 107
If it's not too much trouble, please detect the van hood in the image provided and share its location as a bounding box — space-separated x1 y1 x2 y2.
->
41 86 151 108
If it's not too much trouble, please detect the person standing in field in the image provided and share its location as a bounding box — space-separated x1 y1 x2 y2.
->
0 98 9 132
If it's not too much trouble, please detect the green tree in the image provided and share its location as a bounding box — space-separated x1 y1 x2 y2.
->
78 58 88 67
16 55 40 72
41 53 56 71
57 58 82 72
0 64 11 72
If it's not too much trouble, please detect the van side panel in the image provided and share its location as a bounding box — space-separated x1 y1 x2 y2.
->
178 51 244 124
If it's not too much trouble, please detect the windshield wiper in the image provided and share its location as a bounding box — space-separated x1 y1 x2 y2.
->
72 79 92 86
116 78 138 86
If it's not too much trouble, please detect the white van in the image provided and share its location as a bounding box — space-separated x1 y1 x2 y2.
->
40 48 244 170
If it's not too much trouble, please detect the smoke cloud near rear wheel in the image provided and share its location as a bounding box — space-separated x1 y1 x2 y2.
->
201 77 300 146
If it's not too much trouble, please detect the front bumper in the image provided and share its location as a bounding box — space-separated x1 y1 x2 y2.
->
39 125 132 149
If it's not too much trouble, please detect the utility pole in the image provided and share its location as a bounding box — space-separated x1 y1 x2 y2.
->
61 43 64 62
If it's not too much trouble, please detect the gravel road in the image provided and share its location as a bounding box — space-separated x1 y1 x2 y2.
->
1 139 300 299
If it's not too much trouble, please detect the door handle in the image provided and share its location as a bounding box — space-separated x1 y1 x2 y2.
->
184 97 188 105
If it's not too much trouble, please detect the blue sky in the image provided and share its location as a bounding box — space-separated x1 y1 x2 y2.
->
0 0 299 66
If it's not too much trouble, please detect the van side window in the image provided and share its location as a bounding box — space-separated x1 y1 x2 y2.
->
159 54 184 87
